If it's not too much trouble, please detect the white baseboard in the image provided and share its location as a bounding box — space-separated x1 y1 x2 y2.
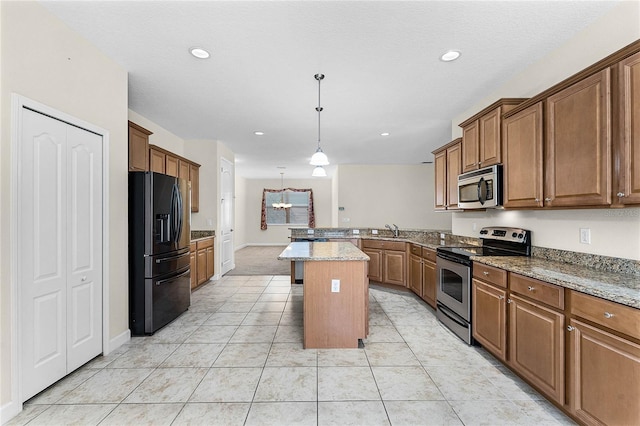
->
0 399 21 425
105 329 130 356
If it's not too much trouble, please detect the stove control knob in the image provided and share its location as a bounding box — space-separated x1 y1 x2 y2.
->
512 232 517 238
518 233 524 239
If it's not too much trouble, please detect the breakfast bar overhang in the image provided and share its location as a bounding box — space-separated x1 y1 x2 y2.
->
279 241 370 349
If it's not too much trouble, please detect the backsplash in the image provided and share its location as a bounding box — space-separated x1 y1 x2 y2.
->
291 227 640 276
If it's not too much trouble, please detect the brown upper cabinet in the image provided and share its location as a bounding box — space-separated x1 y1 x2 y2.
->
459 98 527 172
615 50 640 205
432 138 462 210
545 69 611 207
128 121 152 172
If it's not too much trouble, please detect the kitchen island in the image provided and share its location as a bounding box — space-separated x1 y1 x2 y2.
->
279 241 370 349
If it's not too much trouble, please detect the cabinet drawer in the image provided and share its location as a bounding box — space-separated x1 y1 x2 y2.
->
409 244 421 256
190 242 197 252
571 291 640 340
196 237 214 250
473 263 507 289
362 239 405 251
422 248 436 262
510 273 564 310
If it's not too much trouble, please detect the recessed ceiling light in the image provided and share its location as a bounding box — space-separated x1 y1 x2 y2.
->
189 47 210 59
254 131 265 136
380 132 390 136
440 50 461 62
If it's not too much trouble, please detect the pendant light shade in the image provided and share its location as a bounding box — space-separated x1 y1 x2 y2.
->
310 73 329 167
310 147 329 166
272 173 292 209
312 165 327 177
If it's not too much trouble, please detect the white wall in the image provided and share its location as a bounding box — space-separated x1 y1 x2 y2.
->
184 139 218 231
450 1 640 260
0 1 128 413
128 110 185 155
235 176 248 248
337 164 452 230
238 177 333 246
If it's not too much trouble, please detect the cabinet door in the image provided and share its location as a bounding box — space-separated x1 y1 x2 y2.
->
462 120 479 172
165 154 179 177
545 69 611 207
190 164 200 212
206 246 214 280
446 142 462 208
384 250 406 286
434 149 447 210
422 259 436 308
408 254 422 296
128 122 150 172
617 51 640 205
178 160 190 180
568 319 640 426
503 102 544 208
196 249 207 285
363 248 382 283
472 279 507 362
150 148 166 174
479 107 501 167
508 294 564 404
190 251 197 289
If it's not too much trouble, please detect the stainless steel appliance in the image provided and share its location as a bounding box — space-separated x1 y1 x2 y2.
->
129 172 191 335
436 226 531 344
457 164 503 209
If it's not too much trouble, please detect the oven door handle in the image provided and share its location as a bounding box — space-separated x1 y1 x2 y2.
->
438 303 468 328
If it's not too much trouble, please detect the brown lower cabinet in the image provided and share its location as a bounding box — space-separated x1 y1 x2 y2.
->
190 237 215 289
361 240 406 286
407 244 436 308
472 263 640 425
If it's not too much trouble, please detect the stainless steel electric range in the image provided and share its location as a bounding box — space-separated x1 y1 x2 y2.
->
435 226 532 344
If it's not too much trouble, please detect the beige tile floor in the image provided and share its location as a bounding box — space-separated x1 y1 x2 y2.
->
10 275 576 426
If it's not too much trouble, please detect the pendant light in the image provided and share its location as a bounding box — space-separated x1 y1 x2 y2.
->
310 73 329 167
312 165 327 177
272 172 292 209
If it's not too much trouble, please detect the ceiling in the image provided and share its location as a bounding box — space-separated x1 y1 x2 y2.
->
41 1 619 179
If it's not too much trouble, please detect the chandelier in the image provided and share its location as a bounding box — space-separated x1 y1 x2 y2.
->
272 172 292 209
310 73 328 177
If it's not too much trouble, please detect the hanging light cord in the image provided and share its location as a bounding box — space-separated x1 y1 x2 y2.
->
315 74 324 150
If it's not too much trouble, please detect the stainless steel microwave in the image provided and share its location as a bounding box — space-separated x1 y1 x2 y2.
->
457 164 503 209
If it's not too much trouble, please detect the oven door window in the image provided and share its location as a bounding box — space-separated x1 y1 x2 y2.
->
441 269 463 303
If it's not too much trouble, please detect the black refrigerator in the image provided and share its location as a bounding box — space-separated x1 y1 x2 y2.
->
129 171 191 335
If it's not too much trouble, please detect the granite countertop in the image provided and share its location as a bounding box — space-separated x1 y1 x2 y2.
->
472 256 640 309
191 230 215 241
278 242 370 262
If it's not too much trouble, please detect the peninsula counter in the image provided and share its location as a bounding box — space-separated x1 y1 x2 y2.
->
279 242 370 348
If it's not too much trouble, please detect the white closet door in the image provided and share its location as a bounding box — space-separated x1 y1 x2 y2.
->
19 108 103 401
220 158 234 276
66 124 103 372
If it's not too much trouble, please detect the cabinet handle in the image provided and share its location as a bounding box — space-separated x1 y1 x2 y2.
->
527 286 535 292
617 192 625 197
81 276 87 282
604 312 614 319
507 298 512 304
534 198 540 202
544 197 552 202
567 326 575 332
498 295 505 300
483 271 489 276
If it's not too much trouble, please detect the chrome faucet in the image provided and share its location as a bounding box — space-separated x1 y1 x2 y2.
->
385 224 400 238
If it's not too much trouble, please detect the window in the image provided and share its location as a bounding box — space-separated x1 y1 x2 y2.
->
261 188 315 229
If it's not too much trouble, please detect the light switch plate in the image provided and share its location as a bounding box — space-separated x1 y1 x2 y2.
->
353 229 360 235
579 228 591 244
331 279 340 292
372 229 378 235
307 229 314 235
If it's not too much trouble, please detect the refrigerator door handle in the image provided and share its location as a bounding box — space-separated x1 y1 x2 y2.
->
176 184 183 243
155 268 190 286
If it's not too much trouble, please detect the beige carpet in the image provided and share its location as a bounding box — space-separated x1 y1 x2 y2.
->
226 245 291 276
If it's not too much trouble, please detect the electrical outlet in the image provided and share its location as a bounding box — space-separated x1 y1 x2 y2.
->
580 228 591 244
331 279 340 293
352 229 360 235
372 229 378 235
440 233 445 239
307 229 314 235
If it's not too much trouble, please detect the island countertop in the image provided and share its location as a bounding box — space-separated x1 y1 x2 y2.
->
278 241 369 262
